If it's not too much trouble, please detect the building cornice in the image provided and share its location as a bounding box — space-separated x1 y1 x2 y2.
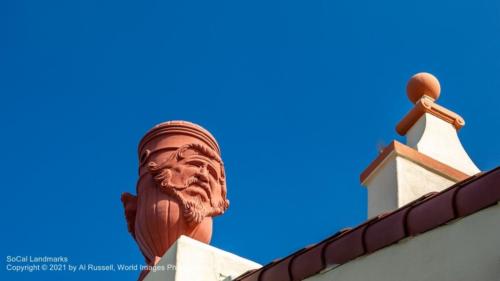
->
360 140 470 184
396 96 465 136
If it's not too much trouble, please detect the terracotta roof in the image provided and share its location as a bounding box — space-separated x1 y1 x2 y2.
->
234 166 500 281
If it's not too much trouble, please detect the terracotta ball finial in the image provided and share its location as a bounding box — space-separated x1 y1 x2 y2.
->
406 72 441 104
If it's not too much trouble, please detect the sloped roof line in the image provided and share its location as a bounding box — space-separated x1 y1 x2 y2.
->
234 166 500 281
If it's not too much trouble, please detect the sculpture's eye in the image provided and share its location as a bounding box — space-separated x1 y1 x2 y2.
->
206 165 218 180
186 160 204 168
185 160 219 180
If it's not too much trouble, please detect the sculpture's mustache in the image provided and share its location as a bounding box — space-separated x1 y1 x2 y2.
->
160 173 212 203
184 177 211 203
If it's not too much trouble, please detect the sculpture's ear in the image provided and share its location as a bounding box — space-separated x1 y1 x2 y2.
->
121 192 138 239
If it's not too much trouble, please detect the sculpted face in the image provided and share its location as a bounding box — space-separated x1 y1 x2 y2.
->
148 143 229 225
121 121 229 278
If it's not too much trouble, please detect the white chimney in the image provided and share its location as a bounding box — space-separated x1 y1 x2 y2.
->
360 73 480 218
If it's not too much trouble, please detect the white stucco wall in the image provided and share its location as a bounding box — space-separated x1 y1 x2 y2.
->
366 154 398 217
406 113 479 175
396 156 455 207
365 153 455 218
306 203 500 281
145 236 261 281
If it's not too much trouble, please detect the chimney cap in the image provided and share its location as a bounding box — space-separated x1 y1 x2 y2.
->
406 72 441 104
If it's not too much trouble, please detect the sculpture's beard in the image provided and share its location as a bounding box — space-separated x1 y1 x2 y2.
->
180 194 208 225
157 171 212 225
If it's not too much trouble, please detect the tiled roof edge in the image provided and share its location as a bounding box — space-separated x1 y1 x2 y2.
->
234 166 500 281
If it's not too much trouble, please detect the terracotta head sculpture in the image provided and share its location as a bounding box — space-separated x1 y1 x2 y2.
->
121 121 229 278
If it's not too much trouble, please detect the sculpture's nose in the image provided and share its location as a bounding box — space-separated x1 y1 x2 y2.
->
197 166 209 183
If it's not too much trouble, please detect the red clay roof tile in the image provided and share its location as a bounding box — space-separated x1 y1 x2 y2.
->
323 226 366 266
456 170 500 216
260 256 293 281
364 208 408 253
407 190 455 236
290 244 324 280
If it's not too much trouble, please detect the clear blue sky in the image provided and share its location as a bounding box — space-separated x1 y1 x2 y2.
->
1 0 499 280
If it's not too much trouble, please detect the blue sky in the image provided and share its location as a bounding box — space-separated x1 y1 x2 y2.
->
1 0 499 280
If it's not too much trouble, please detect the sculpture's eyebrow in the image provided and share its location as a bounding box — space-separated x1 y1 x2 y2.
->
185 157 220 178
